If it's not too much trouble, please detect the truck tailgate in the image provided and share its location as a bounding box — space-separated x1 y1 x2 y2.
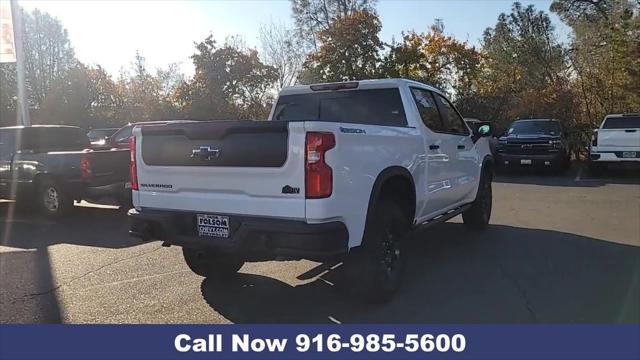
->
88 148 130 186
597 129 640 148
134 121 306 219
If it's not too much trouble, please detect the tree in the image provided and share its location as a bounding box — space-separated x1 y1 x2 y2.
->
0 63 17 127
551 0 639 123
381 21 483 98
299 10 383 83
21 8 77 109
259 20 306 88
291 0 377 49
468 2 571 131
174 36 278 120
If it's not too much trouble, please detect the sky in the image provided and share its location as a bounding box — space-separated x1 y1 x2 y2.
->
17 0 570 77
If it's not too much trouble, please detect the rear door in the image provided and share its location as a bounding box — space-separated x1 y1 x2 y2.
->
134 121 306 220
598 115 640 148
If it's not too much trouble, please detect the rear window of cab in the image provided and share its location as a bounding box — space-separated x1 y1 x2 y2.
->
602 116 640 129
272 88 407 127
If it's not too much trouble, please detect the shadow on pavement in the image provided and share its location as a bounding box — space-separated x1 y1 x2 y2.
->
494 162 640 187
0 200 134 249
200 223 640 323
0 248 62 323
1 200 138 323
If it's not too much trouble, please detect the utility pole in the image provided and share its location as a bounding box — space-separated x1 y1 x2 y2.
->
10 0 30 126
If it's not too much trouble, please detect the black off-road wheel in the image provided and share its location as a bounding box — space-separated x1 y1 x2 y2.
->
36 179 72 218
462 168 492 230
182 248 244 279
116 191 133 211
345 196 409 303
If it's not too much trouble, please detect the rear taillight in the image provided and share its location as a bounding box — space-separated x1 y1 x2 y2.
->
305 132 335 199
80 155 92 179
129 136 139 190
592 130 598 147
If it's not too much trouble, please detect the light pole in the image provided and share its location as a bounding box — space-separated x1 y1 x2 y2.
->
10 0 30 126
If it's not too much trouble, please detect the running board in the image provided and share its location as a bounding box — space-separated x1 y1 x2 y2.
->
413 203 473 230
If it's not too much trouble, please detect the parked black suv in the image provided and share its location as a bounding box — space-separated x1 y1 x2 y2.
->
496 119 571 172
0 125 130 217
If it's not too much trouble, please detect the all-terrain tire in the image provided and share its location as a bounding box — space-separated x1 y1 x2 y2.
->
344 196 409 303
36 179 72 218
462 168 492 230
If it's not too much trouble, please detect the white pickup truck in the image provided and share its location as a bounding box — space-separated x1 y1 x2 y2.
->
589 113 640 173
128 79 494 302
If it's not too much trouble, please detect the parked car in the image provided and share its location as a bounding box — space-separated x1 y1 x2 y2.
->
87 128 118 142
0 125 130 217
90 123 138 150
128 79 494 302
495 118 571 172
589 113 640 174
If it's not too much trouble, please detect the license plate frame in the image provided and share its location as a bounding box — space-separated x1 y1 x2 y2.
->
520 159 532 165
196 214 230 238
622 151 637 158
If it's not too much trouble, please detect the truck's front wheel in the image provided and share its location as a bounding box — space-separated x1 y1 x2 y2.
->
182 248 244 279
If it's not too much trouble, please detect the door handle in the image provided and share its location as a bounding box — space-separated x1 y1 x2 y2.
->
429 144 440 150
457 145 465 150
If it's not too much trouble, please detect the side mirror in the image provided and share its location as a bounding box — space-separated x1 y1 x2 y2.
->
478 124 492 137
471 122 492 142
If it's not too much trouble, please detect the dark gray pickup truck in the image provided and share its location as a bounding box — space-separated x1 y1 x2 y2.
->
0 125 130 217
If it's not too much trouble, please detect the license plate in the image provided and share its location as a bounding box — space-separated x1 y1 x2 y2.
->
520 159 532 165
197 214 230 238
622 151 637 158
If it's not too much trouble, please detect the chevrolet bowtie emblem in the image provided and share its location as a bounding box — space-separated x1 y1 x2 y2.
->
191 146 220 160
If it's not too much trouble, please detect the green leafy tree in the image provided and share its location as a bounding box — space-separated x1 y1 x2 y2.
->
0 63 17 127
299 10 383 83
470 2 572 132
175 36 277 120
291 0 377 50
551 0 640 123
382 21 483 99
22 8 77 109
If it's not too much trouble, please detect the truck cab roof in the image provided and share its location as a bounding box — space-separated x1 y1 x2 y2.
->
279 78 444 96
512 118 559 123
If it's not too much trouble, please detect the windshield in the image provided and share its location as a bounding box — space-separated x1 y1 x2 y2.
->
87 129 116 140
272 88 407 127
110 125 133 143
508 121 561 136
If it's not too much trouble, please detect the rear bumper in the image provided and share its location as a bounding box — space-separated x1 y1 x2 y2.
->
496 152 565 167
589 150 640 162
128 208 349 262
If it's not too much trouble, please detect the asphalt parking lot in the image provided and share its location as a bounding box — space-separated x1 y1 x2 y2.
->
1 164 639 324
